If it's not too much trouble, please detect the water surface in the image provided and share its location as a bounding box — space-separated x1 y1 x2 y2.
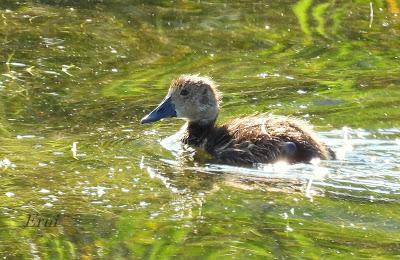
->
1 0 400 258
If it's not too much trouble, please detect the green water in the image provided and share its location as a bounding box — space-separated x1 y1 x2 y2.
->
1 0 400 258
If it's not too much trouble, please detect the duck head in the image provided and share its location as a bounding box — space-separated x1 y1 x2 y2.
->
141 75 221 125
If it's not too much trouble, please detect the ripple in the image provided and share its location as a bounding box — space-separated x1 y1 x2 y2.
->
157 128 400 200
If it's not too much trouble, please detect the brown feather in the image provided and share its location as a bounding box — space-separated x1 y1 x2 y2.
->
182 115 334 165
144 74 335 165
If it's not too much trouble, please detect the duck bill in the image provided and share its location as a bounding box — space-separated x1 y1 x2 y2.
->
140 96 177 124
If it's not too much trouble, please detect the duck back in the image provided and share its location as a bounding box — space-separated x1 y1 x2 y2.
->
182 115 334 165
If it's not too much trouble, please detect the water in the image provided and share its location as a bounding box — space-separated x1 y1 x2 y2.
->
1 0 400 258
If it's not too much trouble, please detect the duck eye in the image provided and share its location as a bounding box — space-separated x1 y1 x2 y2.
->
180 89 189 96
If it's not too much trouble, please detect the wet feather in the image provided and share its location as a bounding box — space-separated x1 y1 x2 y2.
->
142 75 335 165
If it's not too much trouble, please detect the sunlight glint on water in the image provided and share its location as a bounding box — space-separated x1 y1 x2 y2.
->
0 0 399 258
158 127 400 200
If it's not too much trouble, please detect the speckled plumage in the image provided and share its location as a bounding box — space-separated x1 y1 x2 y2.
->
141 74 335 165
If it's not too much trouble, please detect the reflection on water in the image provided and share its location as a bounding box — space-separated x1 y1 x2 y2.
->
1 0 400 258
158 127 400 200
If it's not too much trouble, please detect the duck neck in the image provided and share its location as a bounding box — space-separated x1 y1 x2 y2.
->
183 120 216 147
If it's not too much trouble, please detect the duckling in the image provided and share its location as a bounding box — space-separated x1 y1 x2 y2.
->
141 75 335 165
